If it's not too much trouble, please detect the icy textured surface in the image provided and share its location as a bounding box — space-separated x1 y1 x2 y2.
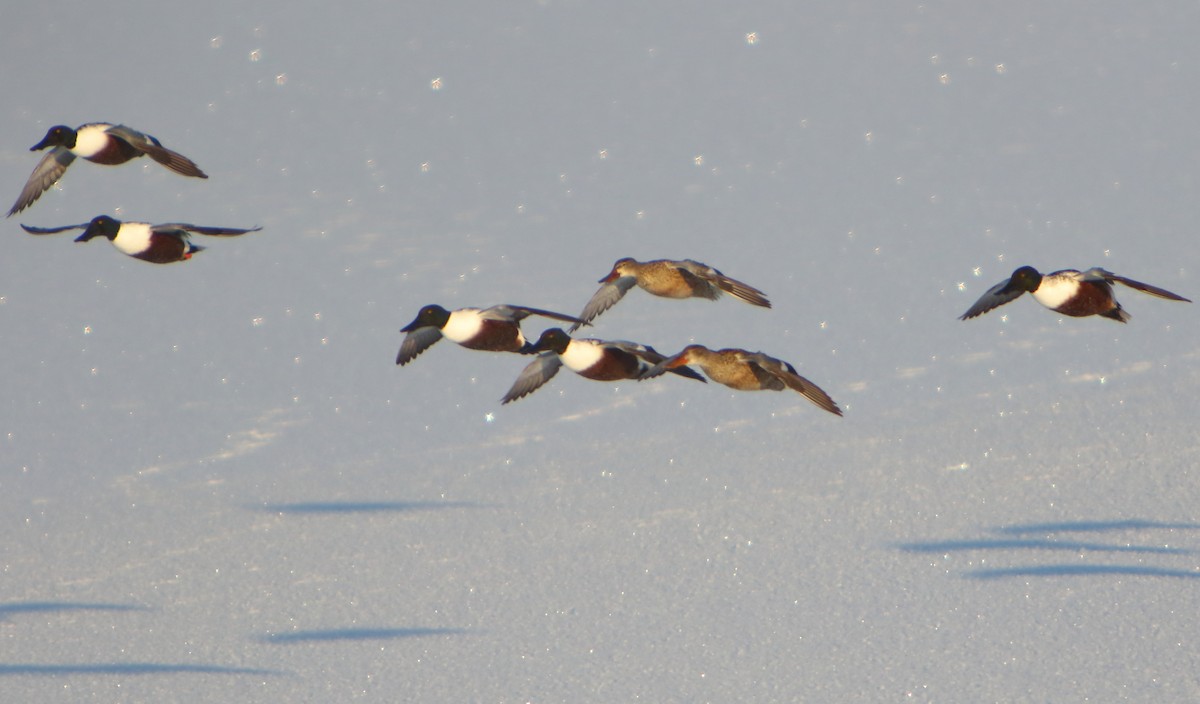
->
2 2 1198 702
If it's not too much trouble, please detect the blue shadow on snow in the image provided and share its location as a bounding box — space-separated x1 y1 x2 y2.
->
992 519 1200 535
0 601 149 619
260 627 469 644
256 501 489 514
896 539 1189 555
0 663 283 676
899 517 1200 581
969 564 1200 580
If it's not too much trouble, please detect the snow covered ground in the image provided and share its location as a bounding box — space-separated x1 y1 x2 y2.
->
2 2 1198 701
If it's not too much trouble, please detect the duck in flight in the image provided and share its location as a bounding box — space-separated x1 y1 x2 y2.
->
8 123 207 217
21 215 260 263
396 304 585 366
640 344 842 416
500 327 705 404
960 266 1190 323
570 257 770 331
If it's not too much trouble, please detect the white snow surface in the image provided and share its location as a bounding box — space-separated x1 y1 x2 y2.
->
2 2 1199 702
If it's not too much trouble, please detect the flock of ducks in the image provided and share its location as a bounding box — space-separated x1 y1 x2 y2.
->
9 122 1193 415
9 122 259 262
394 257 844 413
394 253 1191 413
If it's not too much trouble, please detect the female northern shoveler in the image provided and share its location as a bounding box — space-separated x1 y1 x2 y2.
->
501 327 705 404
642 344 842 416
570 257 771 331
8 123 208 217
960 266 1190 322
21 215 260 263
397 305 585 366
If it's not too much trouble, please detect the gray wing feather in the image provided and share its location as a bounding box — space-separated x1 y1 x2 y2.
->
483 305 584 325
106 124 208 179
751 354 842 416
19 222 88 235
570 277 637 331
501 353 563 404
959 278 1024 320
1090 268 1192 303
157 223 263 237
712 273 771 307
396 326 443 366
675 260 770 306
602 339 656 358
8 148 75 217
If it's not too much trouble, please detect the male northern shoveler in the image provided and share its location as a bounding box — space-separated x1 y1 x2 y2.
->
960 266 1190 323
8 123 208 217
641 344 842 416
396 305 585 366
21 215 261 263
569 257 771 331
501 327 706 404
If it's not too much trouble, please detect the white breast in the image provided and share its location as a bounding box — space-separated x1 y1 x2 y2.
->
110 223 155 256
73 124 115 158
559 339 605 372
441 309 486 343
1030 275 1080 310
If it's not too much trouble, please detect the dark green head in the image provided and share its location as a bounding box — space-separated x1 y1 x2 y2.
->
401 304 451 332
31 125 76 151
1008 266 1043 293
530 327 572 354
75 215 121 243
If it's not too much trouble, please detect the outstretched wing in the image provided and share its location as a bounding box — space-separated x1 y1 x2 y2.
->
19 222 88 235
712 272 771 307
162 223 263 237
8 148 76 217
959 278 1024 320
569 277 637 331
501 352 563 404
484 305 585 326
676 260 771 306
396 326 443 366
1091 269 1192 303
106 125 208 179
751 354 842 416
